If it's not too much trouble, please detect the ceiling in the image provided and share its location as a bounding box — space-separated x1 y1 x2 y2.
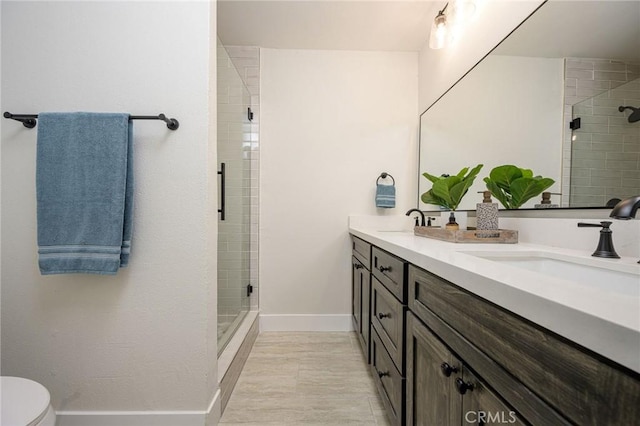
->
218 1 640 59
494 1 640 61
217 0 442 52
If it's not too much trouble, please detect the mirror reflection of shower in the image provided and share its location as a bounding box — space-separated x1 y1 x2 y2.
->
569 76 640 208
619 105 640 123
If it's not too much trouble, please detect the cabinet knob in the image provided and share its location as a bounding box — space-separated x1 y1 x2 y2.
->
455 377 474 395
440 362 458 377
378 265 392 273
378 312 391 319
354 263 363 270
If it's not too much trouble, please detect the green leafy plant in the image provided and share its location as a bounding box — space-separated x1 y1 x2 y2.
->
483 165 554 209
421 164 484 210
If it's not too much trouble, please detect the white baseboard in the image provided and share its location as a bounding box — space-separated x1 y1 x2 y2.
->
56 411 204 426
259 314 354 331
57 389 221 426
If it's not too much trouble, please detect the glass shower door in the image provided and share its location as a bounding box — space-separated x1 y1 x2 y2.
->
217 38 252 354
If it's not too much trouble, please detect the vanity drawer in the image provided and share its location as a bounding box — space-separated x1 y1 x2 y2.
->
371 327 404 426
371 276 405 374
408 265 640 426
372 246 407 303
351 235 371 269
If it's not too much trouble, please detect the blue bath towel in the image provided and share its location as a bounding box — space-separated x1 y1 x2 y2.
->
36 112 133 275
375 184 396 208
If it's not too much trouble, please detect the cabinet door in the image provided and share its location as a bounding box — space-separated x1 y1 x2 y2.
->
406 312 462 426
352 256 363 336
353 256 372 361
360 269 371 360
459 368 526 426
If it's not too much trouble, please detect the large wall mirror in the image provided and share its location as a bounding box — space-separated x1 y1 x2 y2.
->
418 0 640 212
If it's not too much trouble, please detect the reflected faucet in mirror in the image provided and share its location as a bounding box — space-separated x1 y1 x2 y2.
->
610 196 640 220
609 195 640 263
618 106 640 124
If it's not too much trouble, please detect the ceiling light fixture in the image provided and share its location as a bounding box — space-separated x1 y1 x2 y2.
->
429 1 477 50
429 5 449 50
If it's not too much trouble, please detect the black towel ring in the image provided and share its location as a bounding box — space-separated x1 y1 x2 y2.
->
376 172 395 186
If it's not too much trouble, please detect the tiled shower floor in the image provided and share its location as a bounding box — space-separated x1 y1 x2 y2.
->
220 332 392 425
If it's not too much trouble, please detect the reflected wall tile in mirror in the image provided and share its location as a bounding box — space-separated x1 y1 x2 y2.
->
565 62 640 207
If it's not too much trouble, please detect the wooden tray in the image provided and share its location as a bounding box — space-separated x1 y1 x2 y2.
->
414 226 518 244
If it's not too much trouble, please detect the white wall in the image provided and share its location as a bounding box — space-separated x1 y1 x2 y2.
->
419 55 564 211
260 49 418 330
419 0 544 113
1 2 218 424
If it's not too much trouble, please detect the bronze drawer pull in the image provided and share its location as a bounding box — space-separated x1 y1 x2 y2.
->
354 263 363 269
378 265 392 272
440 362 458 377
378 312 391 319
455 377 474 395
377 370 390 378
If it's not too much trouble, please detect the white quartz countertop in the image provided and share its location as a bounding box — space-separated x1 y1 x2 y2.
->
349 223 640 374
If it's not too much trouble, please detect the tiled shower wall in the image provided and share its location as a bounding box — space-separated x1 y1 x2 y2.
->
562 58 640 207
225 45 260 311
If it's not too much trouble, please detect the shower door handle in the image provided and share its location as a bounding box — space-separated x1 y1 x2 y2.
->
218 163 226 221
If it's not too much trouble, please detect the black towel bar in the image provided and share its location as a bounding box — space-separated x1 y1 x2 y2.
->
3 112 180 130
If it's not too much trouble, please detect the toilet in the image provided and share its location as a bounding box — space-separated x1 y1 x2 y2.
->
1 377 56 426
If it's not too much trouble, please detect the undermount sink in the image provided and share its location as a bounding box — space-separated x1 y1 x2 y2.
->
460 251 640 297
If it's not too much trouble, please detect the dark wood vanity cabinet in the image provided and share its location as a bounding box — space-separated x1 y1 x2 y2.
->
350 235 640 426
408 264 640 426
351 236 372 361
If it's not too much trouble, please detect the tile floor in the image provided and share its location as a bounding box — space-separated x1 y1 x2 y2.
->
220 332 392 425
